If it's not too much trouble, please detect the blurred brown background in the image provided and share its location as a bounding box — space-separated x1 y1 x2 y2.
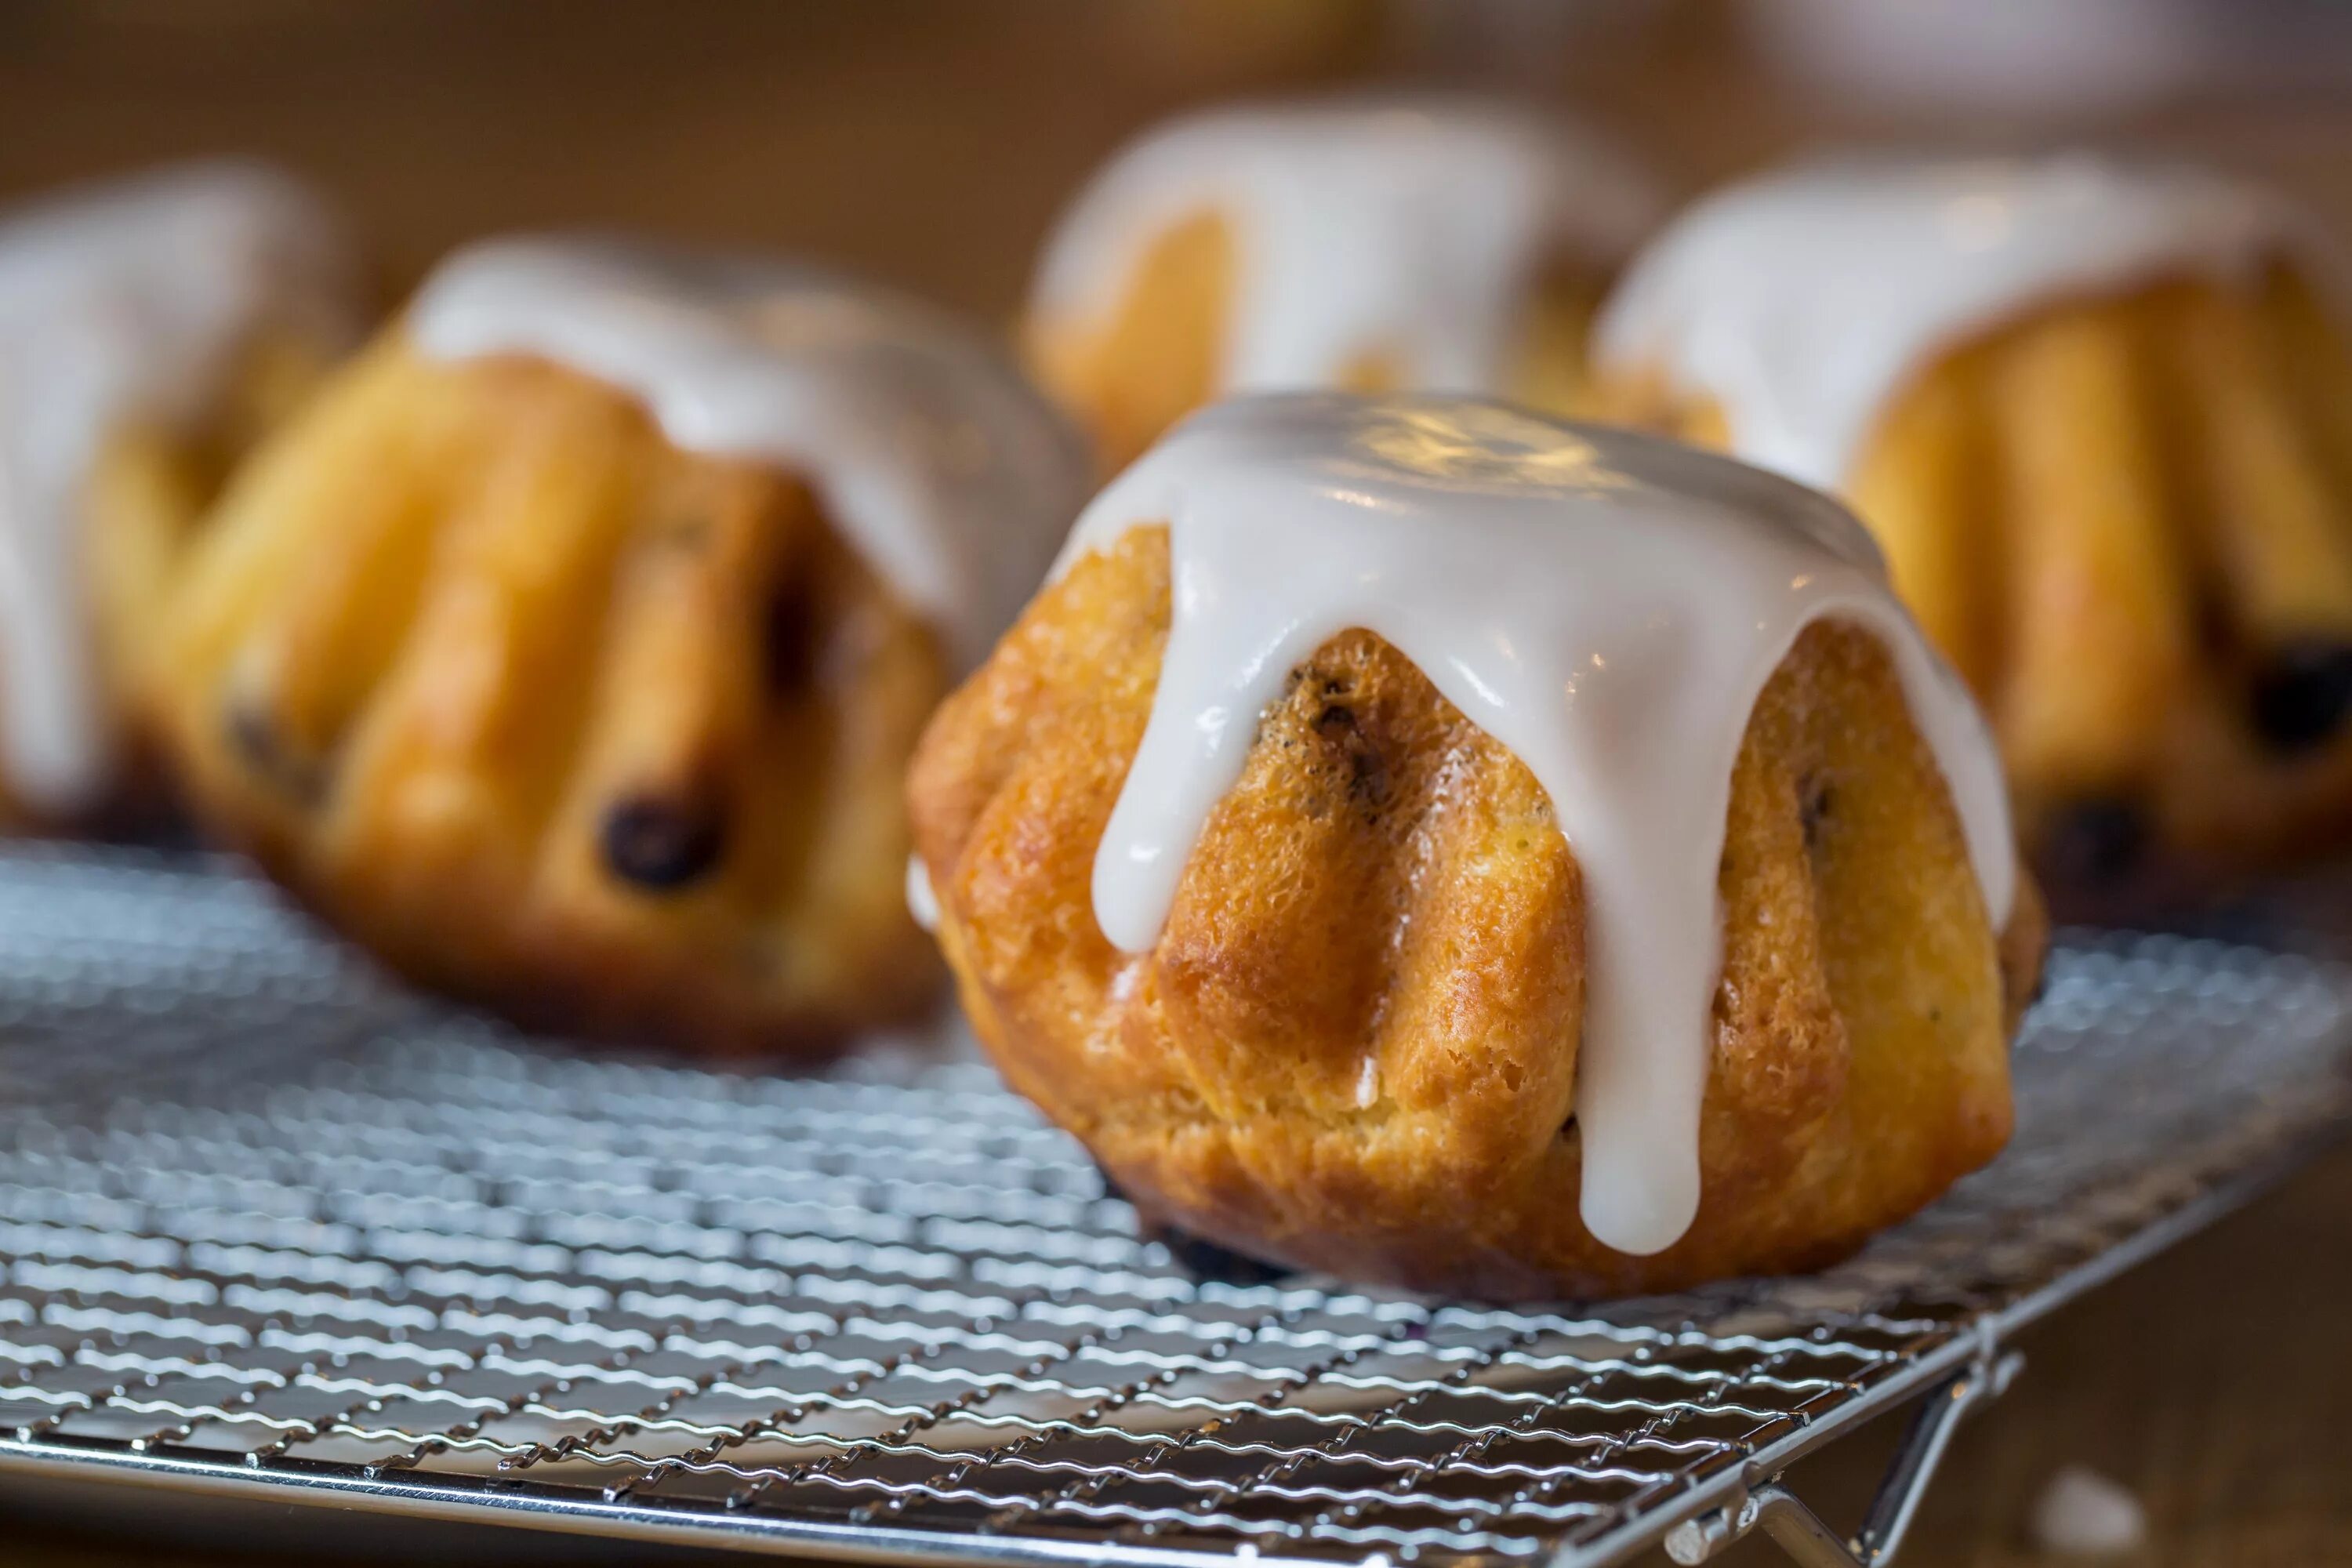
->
8 0 2352 315
2 2 2350 1563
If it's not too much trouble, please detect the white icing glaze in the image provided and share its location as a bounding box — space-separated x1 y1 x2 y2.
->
410 238 1089 671
906 851 939 934
1031 99 1660 396
1058 394 2013 1256
1596 154 2329 491
0 162 354 814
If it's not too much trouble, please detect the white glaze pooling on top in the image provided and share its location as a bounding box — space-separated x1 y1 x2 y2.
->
1060 395 2014 1256
0 162 354 814
1596 155 2328 490
410 238 1090 670
1032 100 1660 394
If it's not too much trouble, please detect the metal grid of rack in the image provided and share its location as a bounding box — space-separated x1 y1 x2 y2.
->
0 848 2347 1566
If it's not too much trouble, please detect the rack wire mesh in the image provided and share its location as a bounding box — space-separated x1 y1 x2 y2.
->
0 845 2347 1566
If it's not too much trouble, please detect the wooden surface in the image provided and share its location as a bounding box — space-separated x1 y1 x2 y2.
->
3 2 2351 1563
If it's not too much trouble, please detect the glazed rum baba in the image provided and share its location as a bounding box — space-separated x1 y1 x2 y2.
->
0 162 358 829
1025 99 1661 474
908 394 2044 1296
1595 154 2352 901
158 236 1088 1054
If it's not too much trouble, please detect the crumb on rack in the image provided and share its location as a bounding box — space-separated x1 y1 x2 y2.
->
2031 1464 2147 1557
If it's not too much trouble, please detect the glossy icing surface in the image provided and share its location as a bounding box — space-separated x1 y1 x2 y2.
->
1596 155 2322 489
410 238 1091 670
1031 100 1659 394
0 162 354 813
906 852 939 935
1058 394 2014 1255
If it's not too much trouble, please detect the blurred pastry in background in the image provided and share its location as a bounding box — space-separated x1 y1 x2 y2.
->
0 162 358 833
158 238 1088 1055
1023 98 1662 474
1595 155 2352 906
1743 0 2352 122
908 394 2042 1295
1740 0 2208 121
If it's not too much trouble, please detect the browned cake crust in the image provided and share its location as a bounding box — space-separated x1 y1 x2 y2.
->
1597 267 2352 912
155 338 945 1056
909 525 2046 1298
0 329 337 837
1023 209 1610 477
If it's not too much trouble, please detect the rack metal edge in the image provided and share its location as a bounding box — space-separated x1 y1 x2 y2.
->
1548 1110 2352 1568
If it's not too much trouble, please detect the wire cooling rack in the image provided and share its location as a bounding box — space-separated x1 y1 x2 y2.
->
0 848 2347 1567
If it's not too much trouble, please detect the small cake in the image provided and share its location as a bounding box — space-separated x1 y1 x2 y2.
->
1024 99 1661 474
0 162 358 829
908 394 2043 1297
157 238 1089 1054
1594 155 2352 900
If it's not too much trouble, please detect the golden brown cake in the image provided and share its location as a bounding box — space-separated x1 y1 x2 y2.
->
1594 156 2352 905
156 238 1088 1056
1023 99 1661 475
908 396 2044 1297
0 162 358 832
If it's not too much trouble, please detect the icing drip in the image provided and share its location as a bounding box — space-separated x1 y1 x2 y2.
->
906 851 940 934
410 238 1091 670
1031 99 1660 394
1596 155 2328 490
1060 395 2013 1255
0 162 354 814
